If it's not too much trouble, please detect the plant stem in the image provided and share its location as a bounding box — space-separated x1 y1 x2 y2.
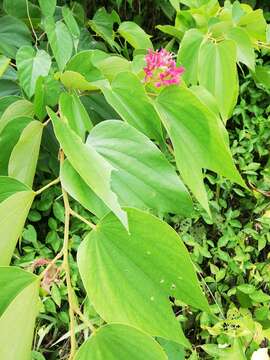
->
70 208 96 230
60 152 77 359
39 250 63 279
25 0 38 48
35 177 60 195
74 307 96 333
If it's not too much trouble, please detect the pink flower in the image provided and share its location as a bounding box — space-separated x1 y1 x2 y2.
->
144 48 184 88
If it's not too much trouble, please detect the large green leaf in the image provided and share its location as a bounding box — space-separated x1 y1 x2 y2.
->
78 208 209 346
60 160 109 219
0 16 32 58
101 72 163 144
0 99 34 133
177 29 204 86
0 267 39 359
49 109 127 228
226 27 255 71
198 39 238 122
16 46 51 98
118 21 153 49
75 324 167 360
8 120 43 187
59 93 93 140
87 120 192 216
44 17 73 71
0 177 34 265
0 116 32 175
154 86 245 213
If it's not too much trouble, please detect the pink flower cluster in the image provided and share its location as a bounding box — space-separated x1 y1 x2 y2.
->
144 48 185 88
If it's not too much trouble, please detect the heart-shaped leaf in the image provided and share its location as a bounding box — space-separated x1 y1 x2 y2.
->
78 208 209 347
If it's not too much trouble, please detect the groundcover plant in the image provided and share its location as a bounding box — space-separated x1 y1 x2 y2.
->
0 0 269 359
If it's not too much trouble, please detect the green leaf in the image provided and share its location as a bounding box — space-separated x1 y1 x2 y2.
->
202 339 245 359
75 324 167 360
158 338 185 360
101 72 163 144
8 120 44 187
0 56 10 77
49 109 128 229
0 116 32 175
3 0 41 21
38 0 56 17
60 159 109 218
253 65 270 89
118 21 153 49
156 25 183 41
16 46 51 98
190 85 220 120
0 177 34 265
155 86 245 213
62 6 80 39
0 80 20 97
0 267 39 359
59 93 93 140
169 0 180 11
226 27 255 71
238 9 267 42
34 75 62 120
95 55 131 82
44 16 73 71
0 96 21 117
78 208 209 346
89 8 120 50
0 16 32 58
198 39 238 122
0 99 34 133
60 50 108 91
177 29 204 86
87 120 192 216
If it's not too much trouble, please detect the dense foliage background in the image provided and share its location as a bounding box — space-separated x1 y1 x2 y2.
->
0 0 269 359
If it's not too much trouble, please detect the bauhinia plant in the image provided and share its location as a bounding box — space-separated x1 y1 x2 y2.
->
0 0 268 359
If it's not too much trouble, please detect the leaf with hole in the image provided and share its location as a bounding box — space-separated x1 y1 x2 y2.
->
78 208 209 347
